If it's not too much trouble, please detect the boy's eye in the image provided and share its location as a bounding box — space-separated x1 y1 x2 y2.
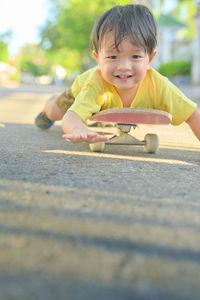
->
108 56 117 59
132 55 141 59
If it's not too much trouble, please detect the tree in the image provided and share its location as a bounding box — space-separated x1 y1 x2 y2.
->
0 31 12 62
40 0 131 72
171 0 197 39
0 40 9 62
18 44 51 76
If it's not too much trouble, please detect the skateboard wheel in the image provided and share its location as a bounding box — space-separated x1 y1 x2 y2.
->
89 142 105 152
144 134 159 153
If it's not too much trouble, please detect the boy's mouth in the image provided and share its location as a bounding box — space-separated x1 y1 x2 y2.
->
115 74 132 79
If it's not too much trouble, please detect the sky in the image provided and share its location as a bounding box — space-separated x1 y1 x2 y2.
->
0 0 50 55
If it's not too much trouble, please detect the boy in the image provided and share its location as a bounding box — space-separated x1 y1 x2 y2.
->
35 4 200 143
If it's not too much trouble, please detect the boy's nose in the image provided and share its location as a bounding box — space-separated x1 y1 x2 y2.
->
117 59 131 71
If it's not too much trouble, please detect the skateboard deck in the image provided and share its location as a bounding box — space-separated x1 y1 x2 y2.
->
91 108 172 125
89 108 172 153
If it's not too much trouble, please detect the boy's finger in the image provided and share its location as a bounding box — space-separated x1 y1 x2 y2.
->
88 134 109 143
80 133 88 140
97 134 109 141
87 132 98 137
63 134 80 142
62 134 72 141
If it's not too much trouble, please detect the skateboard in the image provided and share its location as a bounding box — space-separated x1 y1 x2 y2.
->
89 108 172 153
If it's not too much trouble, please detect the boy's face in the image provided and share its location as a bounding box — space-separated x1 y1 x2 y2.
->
94 34 156 96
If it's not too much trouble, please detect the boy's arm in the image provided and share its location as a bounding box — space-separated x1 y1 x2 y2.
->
62 111 108 143
186 108 200 141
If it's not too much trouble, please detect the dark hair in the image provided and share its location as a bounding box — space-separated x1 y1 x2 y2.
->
91 4 157 55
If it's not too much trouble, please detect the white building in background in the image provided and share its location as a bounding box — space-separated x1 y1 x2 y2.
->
154 14 187 68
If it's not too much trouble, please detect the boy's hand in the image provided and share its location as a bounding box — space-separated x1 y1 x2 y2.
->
62 111 109 143
62 129 109 143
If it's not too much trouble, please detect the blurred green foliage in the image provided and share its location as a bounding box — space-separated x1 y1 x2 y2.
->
18 44 51 76
40 0 131 73
171 0 196 39
0 40 9 62
20 61 50 76
158 60 192 77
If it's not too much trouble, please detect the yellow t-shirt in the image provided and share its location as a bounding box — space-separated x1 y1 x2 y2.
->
69 66 197 125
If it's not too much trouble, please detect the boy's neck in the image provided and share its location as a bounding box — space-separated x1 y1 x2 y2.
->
115 84 139 107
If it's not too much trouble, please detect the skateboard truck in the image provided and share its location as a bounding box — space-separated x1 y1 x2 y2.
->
107 124 144 146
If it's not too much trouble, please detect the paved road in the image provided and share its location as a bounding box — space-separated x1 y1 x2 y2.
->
0 84 200 300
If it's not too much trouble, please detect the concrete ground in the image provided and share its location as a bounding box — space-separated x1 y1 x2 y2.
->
0 83 200 299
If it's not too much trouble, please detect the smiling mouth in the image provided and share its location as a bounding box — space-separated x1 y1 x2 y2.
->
115 75 133 79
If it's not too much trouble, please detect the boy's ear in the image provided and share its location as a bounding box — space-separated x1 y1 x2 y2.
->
147 49 157 69
93 50 98 60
